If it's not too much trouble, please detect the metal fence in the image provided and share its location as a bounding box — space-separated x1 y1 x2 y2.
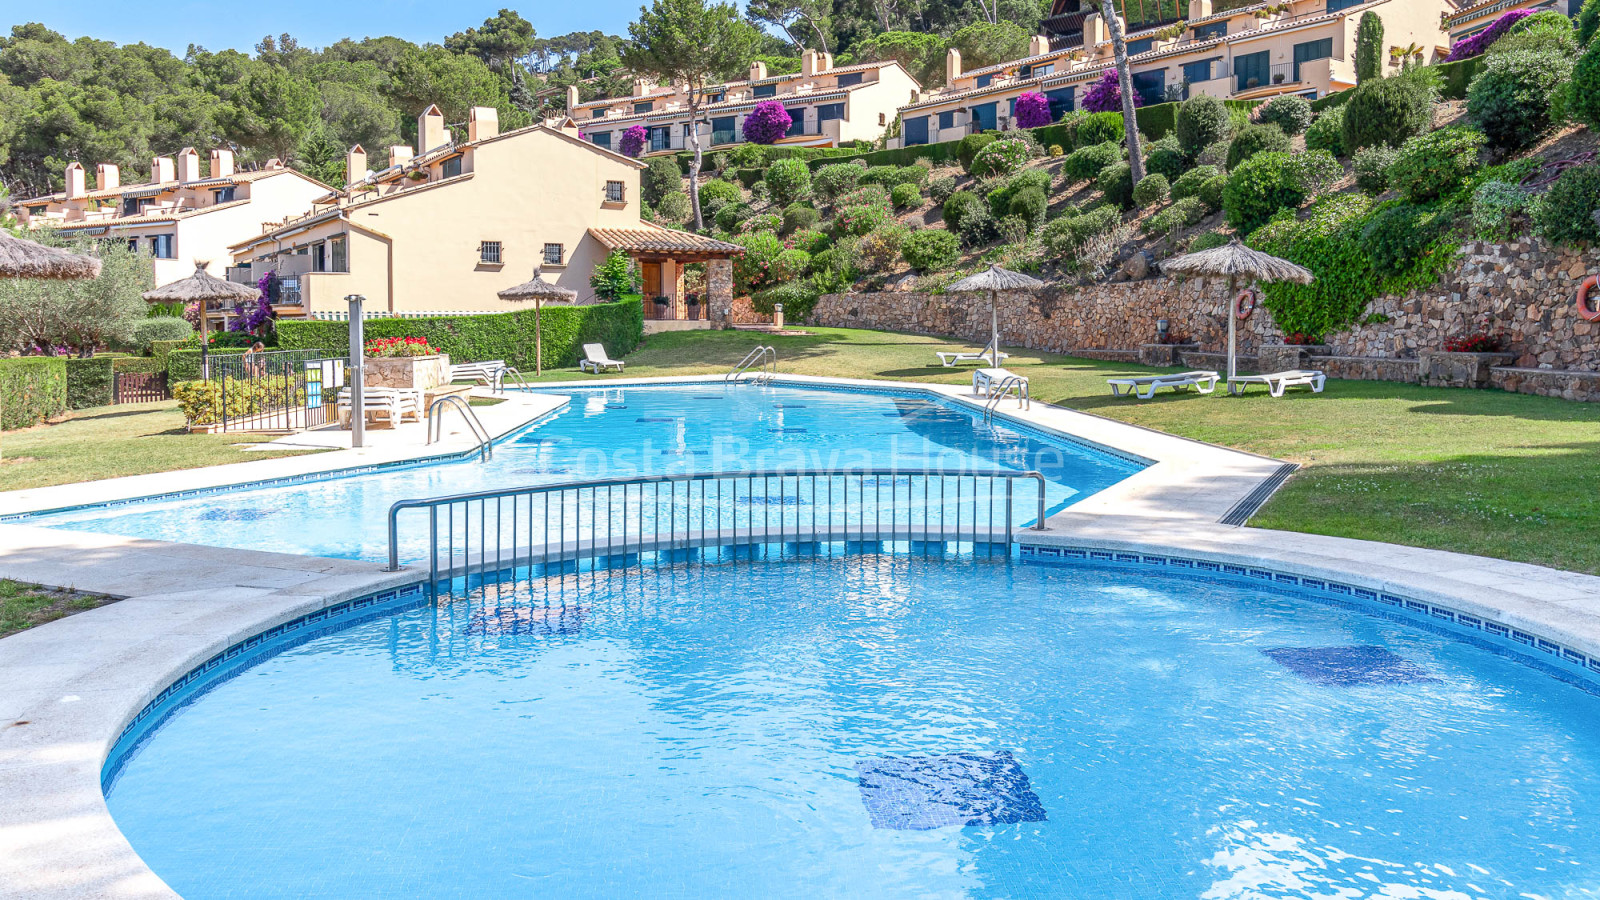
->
386 468 1050 584
202 349 345 433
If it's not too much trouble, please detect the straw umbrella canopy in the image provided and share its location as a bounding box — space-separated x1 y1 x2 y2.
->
1160 240 1314 381
141 262 260 375
0 231 102 280
946 266 1045 366
497 268 578 376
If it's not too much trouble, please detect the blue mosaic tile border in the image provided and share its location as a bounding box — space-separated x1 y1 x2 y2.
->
1018 544 1600 696
100 582 429 792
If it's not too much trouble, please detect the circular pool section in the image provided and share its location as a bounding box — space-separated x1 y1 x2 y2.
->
106 556 1600 899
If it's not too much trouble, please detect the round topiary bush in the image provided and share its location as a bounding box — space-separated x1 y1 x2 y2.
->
728 143 767 167
1133 173 1170 207
942 190 984 233
1098 161 1135 209
901 229 961 272
715 202 753 233
1386 127 1485 202
894 166 929 186
1142 196 1207 236
781 202 819 234
891 182 922 209
764 158 812 206
1572 37 1600 130
1143 135 1188 182
856 224 911 272
1197 173 1228 212
835 203 892 236
738 213 782 234
643 157 685 206
970 139 1031 178
1531 163 1600 246
1340 70 1436 152
1188 230 1229 252
1254 94 1313 136
1175 94 1231 158
957 204 999 247
813 163 864 202
731 230 785 294
985 168 1051 219
1304 106 1346 157
859 165 902 187
957 133 999 172
1064 204 1122 247
1063 141 1122 183
1171 165 1220 201
1076 111 1124 148
1222 149 1342 234
771 248 813 281
1353 145 1396 195
1226 123 1291 170
133 317 193 354
1007 185 1048 231
1467 47 1577 152
698 179 743 210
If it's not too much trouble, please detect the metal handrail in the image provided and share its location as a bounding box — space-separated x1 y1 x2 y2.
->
725 346 776 383
384 467 1050 575
983 376 1030 423
426 395 493 461
491 366 522 394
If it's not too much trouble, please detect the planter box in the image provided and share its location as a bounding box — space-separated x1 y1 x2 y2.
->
1138 343 1197 367
363 354 450 390
1259 344 1330 373
1417 350 1517 389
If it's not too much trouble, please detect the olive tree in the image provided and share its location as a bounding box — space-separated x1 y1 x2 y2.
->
0 234 151 356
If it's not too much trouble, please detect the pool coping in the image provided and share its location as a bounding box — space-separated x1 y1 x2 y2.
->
3 375 1600 898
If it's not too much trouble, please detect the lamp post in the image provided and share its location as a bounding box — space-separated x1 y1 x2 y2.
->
346 294 365 449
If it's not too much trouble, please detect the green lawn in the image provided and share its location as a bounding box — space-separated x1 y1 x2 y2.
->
0 579 117 638
515 327 1600 574
0 401 317 493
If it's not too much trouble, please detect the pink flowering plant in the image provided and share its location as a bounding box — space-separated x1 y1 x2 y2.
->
1013 91 1053 129
742 101 793 145
619 125 648 158
1083 71 1144 113
1446 8 1531 60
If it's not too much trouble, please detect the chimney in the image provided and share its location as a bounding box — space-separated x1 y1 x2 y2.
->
819 51 833 72
468 106 499 142
749 60 768 82
1189 0 1213 18
96 163 120 192
264 158 284 169
417 104 446 155
566 85 580 113
632 78 651 97
177 147 201 183
210 149 235 178
1029 35 1050 56
1083 13 1109 50
151 156 175 184
946 47 963 83
801 48 820 77
346 145 367 187
65 162 87 200
390 145 414 169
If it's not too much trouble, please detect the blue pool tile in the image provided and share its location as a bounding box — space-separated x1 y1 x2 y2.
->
855 751 1046 830
1262 646 1436 686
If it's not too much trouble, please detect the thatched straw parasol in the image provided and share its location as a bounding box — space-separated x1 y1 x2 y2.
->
946 266 1045 367
142 262 261 376
498 268 578 376
0 231 102 280
1160 240 1314 382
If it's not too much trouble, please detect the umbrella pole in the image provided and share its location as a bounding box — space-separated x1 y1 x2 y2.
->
1226 274 1238 383
199 302 210 380
535 298 543 377
991 291 999 366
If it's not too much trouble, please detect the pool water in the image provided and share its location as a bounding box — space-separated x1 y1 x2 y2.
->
32 385 1142 562
105 555 1600 899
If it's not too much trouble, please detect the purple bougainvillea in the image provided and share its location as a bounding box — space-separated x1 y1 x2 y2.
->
619 124 648 158
230 270 276 334
742 100 793 145
1013 91 1054 129
1446 8 1532 61
1082 71 1145 113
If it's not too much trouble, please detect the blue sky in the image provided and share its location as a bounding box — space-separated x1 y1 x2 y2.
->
4 1 649 53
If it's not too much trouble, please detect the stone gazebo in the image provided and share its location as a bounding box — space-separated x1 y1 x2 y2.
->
589 225 741 330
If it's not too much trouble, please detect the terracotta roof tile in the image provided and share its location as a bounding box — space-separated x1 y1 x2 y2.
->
588 226 743 256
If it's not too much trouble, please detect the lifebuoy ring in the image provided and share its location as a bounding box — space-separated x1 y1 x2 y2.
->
1235 288 1258 321
1578 275 1600 323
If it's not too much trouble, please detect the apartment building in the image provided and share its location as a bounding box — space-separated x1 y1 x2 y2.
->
893 0 1452 147
15 152 331 286
228 106 739 325
568 49 922 154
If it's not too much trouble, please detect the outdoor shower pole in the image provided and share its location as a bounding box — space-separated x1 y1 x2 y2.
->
346 294 365 449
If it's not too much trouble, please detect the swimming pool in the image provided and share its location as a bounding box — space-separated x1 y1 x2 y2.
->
28 384 1145 562
104 553 1600 899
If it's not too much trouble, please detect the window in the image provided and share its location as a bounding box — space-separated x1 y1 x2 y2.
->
330 235 348 273
1235 50 1270 90
1326 0 1363 10
1018 64 1032 78
817 103 845 122
591 109 605 118
706 91 725 103
1132 69 1168 105
480 240 502 264
753 83 777 98
1036 64 1054 77
648 125 670 152
605 180 626 203
711 116 737 144
590 131 612 149
633 101 653 114
938 110 957 129
1183 58 1220 83
441 156 462 179
127 238 139 252
212 186 236 204
683 122 696 137
28 206 45 217
312 241 327 272
786 108 806 137
122 197 140 216
1193 21 1227 39
903 115 930 146
1126 37 1154 55
970 102 997 131
1046 86 1076 117
1292 38 1334 82
543 243 565 266
974 73 993 88
836 72 863 87
148 234 175 259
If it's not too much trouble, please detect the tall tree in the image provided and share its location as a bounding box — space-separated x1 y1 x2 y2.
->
746 0 834 54
622 0 761 231
852 30 945 86
1355 12 1384 83
446 9 538 71
1091 0 1144 183
949 22 1029 69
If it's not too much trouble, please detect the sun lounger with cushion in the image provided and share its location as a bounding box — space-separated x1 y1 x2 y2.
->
1106 370 1220 399
580 344 625 373
1227 370 1325 397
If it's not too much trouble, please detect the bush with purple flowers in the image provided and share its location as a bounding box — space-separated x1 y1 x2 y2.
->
1082 71 1144 113
619 125 648 158
1446 8 1532 60
742 101 793 145
1013 91 1053 128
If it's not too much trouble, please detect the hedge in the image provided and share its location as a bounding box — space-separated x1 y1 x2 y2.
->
167 348 247 384
149 339 187 363
65 357 115 410
1436 55 1486 100
112 356 167 375
276 299 645 371
0 357 67 430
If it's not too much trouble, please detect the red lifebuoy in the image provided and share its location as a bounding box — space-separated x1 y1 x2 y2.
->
1235 288 1258 321
1578 275 1600 323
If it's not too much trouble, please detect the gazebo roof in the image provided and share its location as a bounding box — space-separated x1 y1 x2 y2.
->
0 232 102 280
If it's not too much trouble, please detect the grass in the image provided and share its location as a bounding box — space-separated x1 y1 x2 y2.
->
0 579 116 638
0 401 318 493
511 327 1600 574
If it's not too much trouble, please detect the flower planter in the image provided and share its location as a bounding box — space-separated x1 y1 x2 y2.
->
1417 350 1517 389
362 353 450 390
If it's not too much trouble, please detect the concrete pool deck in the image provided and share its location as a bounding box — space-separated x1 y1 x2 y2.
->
1 374 1598 899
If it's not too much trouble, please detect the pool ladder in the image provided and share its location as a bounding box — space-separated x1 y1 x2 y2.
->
982 376 1030 423
427 395 493 461
489 366 523 394
726 346 776 384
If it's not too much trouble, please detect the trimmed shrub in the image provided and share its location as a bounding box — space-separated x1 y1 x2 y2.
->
771 248 813 282
1007 185 1049 231
957 133 999 172
957 204 999 247
1062 140 1122 183
837 184 892 210
1531 163 1600 246
715 203 752 232
1175 95 1231 158
751 280 822 322
891 183 922 209
728 143 767 167
856 224 911 272
1197 174 1228 213
0 357 67 428
698 179 743 210
942 190 984 233
1076 111 1124 148
1223 150 1342 234
859 165 903 187
1171 165 1220 201
1341 68 1437 151
894 166 928 186
1469 47 1578 153
1255 95 1313 136
643 157 685 206
786 229 831 254
1133 173 1170 207
1471 180 1532 240
64 356 115 410
1063 204 1122 247
166 348 246 383
764 158 812 206
1197 138 1232 169
1188 230 1230 252
835 203 892 236
1386 127 1485 203
276 301 643 372
1581 0 1600 46
1304 106 1346 156
778 203 816 236
731 231 786 294
1359 203 1453 278
1097 161 1135 209
1048 144 1065 157
656 191 691 225
1353 146 1396 195
1499 9 1578 55
986 168 1051 219
1573 38 1600 130
1142 196 1208 237
813 163 864 201
132 317 193 355
970 139 1030 178
739 213 782 234
1226 123 1290 170
901 229 961 272
928 175 958 204
1356 11 1385 83
1143 134 1187 181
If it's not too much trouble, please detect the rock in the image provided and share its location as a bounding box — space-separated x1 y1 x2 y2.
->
883 273 918 293
1121 251 1153 281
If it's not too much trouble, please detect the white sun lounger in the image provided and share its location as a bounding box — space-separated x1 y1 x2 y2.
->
579 344 625 373
1106 370 1220 399
937 339 1009 368
450 360 507 384
1227 369 1326 397
337 387 422 427
973 367 1026 397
